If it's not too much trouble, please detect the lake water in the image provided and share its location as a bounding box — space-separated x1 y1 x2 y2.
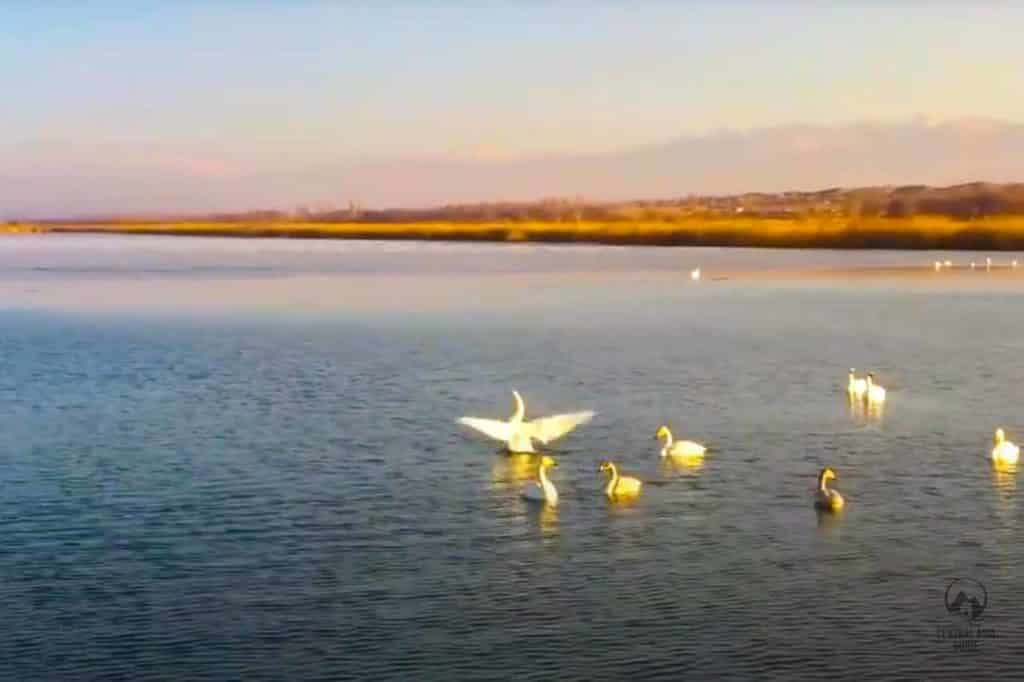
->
1 235 1022 680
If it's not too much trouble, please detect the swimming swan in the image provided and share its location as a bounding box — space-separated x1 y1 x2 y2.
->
814 467 845 512
599 460 643 500
691 268 701 281
847 369 867 399
522 455 558 505
992 428 1020 466
865 373 886 404
458 390 595 453
656 425 707 458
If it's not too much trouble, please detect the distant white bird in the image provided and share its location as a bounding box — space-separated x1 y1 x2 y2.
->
944 259 953 267
986 257 992 271
933 261 942 271
865 372 886 404
690 268 701 281
521 455 559 506
992 428 1020 466
458 390 595 453
847 369 867 399
1013 260 1019 269
971 261 977 270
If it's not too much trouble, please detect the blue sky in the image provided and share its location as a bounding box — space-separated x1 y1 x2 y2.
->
2 2 1023 214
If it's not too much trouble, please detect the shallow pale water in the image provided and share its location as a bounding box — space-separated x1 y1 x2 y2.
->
1 235 1022 680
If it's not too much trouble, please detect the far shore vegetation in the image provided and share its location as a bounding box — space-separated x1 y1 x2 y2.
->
9 181 1024 250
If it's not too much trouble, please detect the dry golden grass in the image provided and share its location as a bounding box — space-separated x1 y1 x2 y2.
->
10 215 1024 249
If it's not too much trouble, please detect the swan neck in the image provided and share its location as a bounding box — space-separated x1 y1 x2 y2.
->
607 465 619 493
538 463 551 487
511 391 525 423
661 428 673 447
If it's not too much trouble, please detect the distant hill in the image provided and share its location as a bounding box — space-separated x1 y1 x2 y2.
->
33 181 1024 225
6 117 1024 219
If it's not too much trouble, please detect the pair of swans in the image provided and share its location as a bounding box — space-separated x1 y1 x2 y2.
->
458 391 593 507
847 369 885 404
519 457 644 506
458 390 709 459
814 428 1021 513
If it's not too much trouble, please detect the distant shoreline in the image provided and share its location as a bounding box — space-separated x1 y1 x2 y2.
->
8 216 1024 250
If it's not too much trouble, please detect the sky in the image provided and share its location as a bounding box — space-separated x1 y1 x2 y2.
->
2 2 1023 216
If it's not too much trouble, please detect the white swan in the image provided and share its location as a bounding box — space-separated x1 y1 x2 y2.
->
656 425 707 458
690 268 701 281
944 259 953 267
814 467 845 512
847 368 867 399
992 428 1020 466
933 261 942 271
865 373 886 404
599 460 643 500
522 455 559 505
458 390 595 453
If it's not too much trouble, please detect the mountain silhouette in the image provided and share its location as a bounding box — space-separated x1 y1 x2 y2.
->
9 117 1024 218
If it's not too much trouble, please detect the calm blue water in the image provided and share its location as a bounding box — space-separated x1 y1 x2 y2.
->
1 235 1022 680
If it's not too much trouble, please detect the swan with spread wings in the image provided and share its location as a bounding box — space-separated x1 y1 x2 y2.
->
458 390 595 453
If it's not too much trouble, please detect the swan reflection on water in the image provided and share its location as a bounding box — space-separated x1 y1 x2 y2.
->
526 496 559 537
490 452 540 491
991 460 1017 490
815 507 844 536
659 454 705 476
848 394 884 423
991 461 1017 533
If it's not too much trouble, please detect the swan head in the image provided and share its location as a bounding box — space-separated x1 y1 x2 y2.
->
995 428 1006 444
540 455 557 470
655 425 670 440
818 467 837 486
598 460 616 476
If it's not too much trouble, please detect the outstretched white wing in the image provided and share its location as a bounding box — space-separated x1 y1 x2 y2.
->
524 411 595 445
457 417 512 443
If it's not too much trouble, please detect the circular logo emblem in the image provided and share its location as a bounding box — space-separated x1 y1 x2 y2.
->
945 578 988 622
